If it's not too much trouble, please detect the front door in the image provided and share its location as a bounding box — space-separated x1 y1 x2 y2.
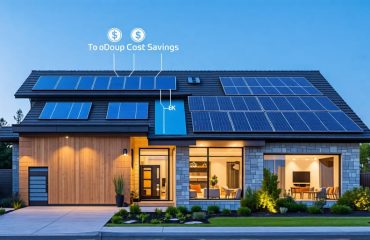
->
29 167 48 206
140 165 160 199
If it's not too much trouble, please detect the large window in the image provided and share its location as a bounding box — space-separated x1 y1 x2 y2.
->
264 154 340 200
189 147 243 200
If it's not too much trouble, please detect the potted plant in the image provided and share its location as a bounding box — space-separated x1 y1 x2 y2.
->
113 175 125 207
210 175 218 188
130 191 139 203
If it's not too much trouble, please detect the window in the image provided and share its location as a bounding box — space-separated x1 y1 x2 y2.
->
264 154 340 200
189 147 243 200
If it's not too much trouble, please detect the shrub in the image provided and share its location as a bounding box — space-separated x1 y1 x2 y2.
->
12 200 24 210
192 211 206 220
138 213 149 223
337 187 370 211
0 198 12 208
165 206 178 217
221 208 231 216
241 187 258 212
154 208 163 217
150 219 161 224
276 196 295 209
307 206 322 214
130 204 141 214
207 205 220 214
0 208 5 215
257 191 277 213
164 212 172 221
111 215 123 224
313 198 326 209
191 205 202 213
237 207 251 216
177 206 188 215
176 212 186 222
294 203 308 213
115 209 129 219
330 204 352 214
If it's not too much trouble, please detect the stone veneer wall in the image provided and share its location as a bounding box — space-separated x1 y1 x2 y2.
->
12 143 19 195
245 142 360 194
176 142 359 208
176 146 189 206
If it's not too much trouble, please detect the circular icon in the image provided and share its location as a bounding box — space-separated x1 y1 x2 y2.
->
107 28 122 43
130 28 146 43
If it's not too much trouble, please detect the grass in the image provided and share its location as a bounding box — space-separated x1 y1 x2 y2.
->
106 217 370 227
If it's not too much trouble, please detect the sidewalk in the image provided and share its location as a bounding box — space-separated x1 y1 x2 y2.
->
101 226 370 237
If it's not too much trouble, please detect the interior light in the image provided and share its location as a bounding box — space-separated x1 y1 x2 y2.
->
65 136 69 139
123 149 128 156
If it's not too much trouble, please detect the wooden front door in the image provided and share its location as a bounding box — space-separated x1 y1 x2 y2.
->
140 165 160 199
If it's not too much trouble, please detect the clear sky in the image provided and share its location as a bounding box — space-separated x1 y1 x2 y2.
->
0 0 369 126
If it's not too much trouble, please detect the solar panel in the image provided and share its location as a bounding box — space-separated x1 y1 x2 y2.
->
243 97 261 110
39 102 92 119
55 76 79 90
271 97 294 110
33 76 59 90
93 76 110 90
203 96 219 110
231 97 248 110
259 97 278 111
286 97 309 110
330 112 362 132
298 112 327 131
106 102 148 119
188 97 204 111
283 112 310 131
220 76 322 96
77 76 95 90
229 112 251 131
109 77 125 90
300 97 325 110
33 76 176 91
267 112 292 131
217 97 234 111
315 112 345 131
209 112 233 131
191 112 212 131
245 112 273 131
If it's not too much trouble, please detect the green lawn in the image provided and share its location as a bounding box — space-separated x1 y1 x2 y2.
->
209 217 370 226
107 217 370 227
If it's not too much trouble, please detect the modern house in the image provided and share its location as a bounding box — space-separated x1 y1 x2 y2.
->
1 70 369 209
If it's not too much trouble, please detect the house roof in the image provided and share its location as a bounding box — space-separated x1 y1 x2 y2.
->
9 70 370 143
0 127 19 142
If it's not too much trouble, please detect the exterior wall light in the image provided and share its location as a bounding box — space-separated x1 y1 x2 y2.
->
65 136 69 139
123 149 128 156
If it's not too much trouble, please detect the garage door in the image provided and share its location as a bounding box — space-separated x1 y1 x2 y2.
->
29 167 48 206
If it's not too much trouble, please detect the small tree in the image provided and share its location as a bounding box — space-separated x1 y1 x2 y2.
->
261 168 281 200
13 109 24 124
0 118 7 127
360 143 370 172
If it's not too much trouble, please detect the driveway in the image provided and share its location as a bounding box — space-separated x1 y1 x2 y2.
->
0 206 116 237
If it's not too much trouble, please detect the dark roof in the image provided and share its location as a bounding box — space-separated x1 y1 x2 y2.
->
0 127 19 142
11 70 370 142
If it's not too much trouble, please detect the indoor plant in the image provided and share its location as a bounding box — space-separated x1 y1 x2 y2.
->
210 175 218 188
113 175 125 207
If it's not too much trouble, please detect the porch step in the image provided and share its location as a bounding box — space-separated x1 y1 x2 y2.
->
137 201 174 207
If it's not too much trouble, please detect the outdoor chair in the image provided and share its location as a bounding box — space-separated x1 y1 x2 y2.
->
316 187 326 199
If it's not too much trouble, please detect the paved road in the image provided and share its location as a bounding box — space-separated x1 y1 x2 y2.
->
0 206 116 237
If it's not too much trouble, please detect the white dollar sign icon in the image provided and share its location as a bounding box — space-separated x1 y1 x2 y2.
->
131 28 145 43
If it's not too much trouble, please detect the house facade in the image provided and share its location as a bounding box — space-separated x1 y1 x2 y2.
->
1 70 369 209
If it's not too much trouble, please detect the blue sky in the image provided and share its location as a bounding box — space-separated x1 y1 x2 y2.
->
0 0 369 127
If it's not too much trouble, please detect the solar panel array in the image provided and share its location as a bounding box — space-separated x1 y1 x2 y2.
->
188 96 362 133
33 76 176 90
39 102 92 119
106 102 149 119
220 77 322 95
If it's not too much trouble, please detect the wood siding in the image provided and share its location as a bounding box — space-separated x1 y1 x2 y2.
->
19 136 130 205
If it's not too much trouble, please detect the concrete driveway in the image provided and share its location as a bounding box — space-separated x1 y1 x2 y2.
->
0 206 116 237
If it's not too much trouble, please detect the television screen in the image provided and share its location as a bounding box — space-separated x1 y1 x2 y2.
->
293 171 310 183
